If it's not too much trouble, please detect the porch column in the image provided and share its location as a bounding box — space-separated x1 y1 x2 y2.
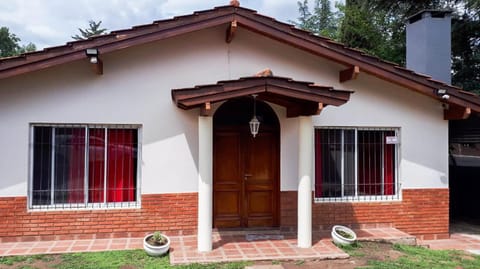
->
198 116 213 252
297 116 313 248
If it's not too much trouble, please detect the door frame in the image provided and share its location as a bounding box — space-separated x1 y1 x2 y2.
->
212 98 280 228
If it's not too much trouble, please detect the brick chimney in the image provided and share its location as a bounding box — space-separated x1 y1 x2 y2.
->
406 10 452 84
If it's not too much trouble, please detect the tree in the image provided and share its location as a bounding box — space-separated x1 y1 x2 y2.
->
72 20 107 40
314 0 338 38
0 27 36 57
295 0 314 31
338 1 385 57
0 27 20 57
294 0 480 93
364 0 480 92
18 43 37 55
294 0 339 39
451 6 480 93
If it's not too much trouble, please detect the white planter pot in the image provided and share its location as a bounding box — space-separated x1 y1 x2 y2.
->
143 234 170 257
331 225 357 246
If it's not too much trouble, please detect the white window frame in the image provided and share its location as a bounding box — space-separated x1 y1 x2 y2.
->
28 123 142 211
314 126 401 203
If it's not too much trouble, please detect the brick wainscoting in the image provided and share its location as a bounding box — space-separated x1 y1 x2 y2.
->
0 193 197 243
1 189 448 242
281 189 449 240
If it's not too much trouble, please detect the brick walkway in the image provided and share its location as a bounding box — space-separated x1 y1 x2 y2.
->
0 238 143 256
421 233 480 255
170 228 416 264
0 227 415 264
169 232 346 264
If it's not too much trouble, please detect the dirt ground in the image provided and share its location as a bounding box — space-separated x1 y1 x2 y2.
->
253 242 403 269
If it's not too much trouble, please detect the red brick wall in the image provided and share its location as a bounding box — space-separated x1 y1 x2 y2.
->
0 193 197 243
1 189 449 242
281 189 449 239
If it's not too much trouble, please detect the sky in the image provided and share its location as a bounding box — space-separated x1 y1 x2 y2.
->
0 0 301 50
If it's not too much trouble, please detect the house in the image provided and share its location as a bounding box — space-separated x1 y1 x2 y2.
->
1 3 479 252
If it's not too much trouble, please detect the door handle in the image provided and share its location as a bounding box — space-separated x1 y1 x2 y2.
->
244 174 253 180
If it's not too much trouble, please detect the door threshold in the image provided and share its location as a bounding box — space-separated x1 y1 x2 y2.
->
213 227 283 235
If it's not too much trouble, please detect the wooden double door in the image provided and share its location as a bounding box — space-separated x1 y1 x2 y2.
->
213 126 280 228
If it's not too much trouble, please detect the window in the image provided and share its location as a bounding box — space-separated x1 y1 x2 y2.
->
30 124 140 209
315 128 399 202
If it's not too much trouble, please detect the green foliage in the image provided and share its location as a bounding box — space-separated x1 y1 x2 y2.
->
338 1 381 53
54 249 249 269
296 0 313 30
57 249 161 269
365 244 480 269
294 259 305 265
0 27 36 57
147 231 168 246
18 42 37 55
294 0 339 39
452 9 480 93
0 254 47 265
72 20 108 40
0 26 20 57
294 0 480 93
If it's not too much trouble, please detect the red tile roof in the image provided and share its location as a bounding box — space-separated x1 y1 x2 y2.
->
0 4 479 113
172 75 352 117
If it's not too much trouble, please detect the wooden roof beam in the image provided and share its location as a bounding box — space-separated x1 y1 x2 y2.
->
316 103 324 115
200 102 212 116
226 20 237 43
90 58 103 75
286 102 324 118
444 105 471 120
339 65 359 83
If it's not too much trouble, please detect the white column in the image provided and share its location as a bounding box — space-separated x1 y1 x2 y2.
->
197 116 213 252
297 116 313 248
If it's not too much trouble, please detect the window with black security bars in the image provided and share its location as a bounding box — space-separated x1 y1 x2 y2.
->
314 127 400 202
30 124 141 210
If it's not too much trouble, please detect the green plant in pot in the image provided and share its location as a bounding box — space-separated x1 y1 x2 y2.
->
143 231 170 256
331 225 357 246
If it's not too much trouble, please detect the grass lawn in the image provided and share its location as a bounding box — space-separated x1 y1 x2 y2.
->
0 250 248 269
339 242 480 269
1 243 480 269
364 244 480 269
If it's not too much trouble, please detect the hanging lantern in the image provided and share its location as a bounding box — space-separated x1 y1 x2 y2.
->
249 94 260 138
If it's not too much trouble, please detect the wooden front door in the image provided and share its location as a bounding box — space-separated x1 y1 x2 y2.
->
213 98 280 228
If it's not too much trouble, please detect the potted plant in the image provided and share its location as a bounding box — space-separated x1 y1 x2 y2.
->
331 225 357 246
143 231 170 256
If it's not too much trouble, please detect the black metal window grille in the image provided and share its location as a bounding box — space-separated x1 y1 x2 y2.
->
30 124 141 210
314 127 400 202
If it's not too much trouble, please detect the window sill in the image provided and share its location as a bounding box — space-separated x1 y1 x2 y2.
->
314 195 401 203
28 202 141 212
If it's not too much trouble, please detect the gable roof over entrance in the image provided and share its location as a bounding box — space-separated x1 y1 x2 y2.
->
172 76 352 117
0 3 479 117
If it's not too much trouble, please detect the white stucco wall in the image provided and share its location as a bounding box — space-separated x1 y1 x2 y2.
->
0 25 448 197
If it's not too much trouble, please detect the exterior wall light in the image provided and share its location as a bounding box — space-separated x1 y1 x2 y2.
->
249 94 260 138
85 48 98 64
436 89 450 100
436 88 447 95
85 48 103 75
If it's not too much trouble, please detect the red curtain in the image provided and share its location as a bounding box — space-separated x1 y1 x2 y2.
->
107 129 136 202
358 132 382 195
67 128 85 203
383 132 395 195
88 129 105 203
314 130 323 198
